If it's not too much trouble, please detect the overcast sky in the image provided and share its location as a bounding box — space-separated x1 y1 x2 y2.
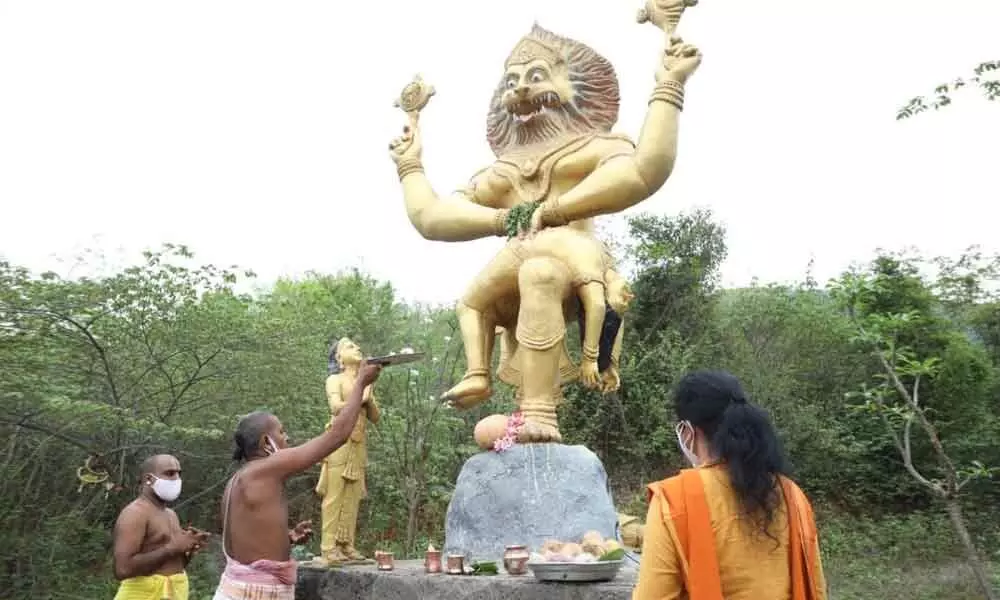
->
1 0 997 304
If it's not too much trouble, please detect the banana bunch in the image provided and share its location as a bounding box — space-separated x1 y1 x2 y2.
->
76 455 110 494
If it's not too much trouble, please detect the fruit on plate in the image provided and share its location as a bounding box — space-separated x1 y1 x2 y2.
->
530 532 624 563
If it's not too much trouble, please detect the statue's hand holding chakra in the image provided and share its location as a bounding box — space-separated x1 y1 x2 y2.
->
389 75 435 179
389 114 423 180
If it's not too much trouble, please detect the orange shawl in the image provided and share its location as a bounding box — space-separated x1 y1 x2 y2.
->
647 469 822 600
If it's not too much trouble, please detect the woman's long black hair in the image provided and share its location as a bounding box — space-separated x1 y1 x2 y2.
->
674 370 790 541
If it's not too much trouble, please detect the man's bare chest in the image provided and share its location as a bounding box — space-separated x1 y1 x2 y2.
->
141 510 181 550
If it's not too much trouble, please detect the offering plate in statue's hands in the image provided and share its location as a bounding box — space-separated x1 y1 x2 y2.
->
366 352 426 367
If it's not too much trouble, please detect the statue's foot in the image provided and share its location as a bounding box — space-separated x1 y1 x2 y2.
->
441 374 491 408
321 548 351 565
304 557 329 568
516 419 563 443
343 545 368 562
332 544 373 565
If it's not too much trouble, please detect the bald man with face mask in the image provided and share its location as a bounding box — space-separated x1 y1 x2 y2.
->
112 454 210 600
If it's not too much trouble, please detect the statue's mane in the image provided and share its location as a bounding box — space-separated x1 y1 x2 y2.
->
486 24 620 156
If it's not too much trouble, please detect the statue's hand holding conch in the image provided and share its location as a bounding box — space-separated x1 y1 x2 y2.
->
636 0 698 33
635 0 703 85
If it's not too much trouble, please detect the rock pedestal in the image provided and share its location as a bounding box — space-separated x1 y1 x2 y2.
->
444 443 619 560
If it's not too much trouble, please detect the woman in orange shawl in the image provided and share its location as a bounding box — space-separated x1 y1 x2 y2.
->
633 370 828 600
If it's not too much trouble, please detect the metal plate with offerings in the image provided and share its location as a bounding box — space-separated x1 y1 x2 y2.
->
525 533 627 582
526 559 625 583
366 349 425 367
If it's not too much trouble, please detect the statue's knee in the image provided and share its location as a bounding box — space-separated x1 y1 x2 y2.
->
458 291 490 315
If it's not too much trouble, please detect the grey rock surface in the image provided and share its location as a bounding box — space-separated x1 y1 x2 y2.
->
297 561 637 600
443 443 619 561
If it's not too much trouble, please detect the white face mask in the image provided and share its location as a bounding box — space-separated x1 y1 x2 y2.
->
675 421 701 467
264 436 279 456
150 476 182 502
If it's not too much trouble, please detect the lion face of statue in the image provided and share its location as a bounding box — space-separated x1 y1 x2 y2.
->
500 59 573 122
486 24 620 157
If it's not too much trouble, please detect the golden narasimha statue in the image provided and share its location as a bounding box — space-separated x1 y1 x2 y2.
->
388 1 702 444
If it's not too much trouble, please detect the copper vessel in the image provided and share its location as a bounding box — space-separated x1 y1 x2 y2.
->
374 550 394 571
445 553 465 575
503 545 530 575
424 549 442 573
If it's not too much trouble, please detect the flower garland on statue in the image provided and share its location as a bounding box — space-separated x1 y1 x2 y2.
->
492 411 525 453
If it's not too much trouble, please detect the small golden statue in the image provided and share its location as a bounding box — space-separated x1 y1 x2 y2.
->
314 337 381 565
618 512 646 552
388 1 701 443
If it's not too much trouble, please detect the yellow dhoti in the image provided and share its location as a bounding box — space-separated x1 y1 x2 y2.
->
114 573 189 600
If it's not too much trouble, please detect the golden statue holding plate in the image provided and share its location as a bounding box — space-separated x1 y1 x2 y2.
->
315 337 381 565
388 1 702 444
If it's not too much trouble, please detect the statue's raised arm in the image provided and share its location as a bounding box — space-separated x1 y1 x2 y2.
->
528 0 702 232
389 76 506 242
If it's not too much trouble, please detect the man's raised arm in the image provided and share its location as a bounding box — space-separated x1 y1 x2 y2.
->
260 362 382 480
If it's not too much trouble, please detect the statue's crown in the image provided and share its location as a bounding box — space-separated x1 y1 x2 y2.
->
505 35 562 68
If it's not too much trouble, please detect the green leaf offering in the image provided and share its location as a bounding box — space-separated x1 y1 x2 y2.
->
598 548 625 562
504 201 542 238
471 560 499 575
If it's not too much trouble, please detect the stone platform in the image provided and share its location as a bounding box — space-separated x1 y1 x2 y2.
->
445 443 619 560
296 560 638 600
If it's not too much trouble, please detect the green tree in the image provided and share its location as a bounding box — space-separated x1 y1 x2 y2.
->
247 270 404 436
831 255 999 599
0 245 254 598
713 284 879 508
897 60 1000 119
560 209 727 490
364 308 472 554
